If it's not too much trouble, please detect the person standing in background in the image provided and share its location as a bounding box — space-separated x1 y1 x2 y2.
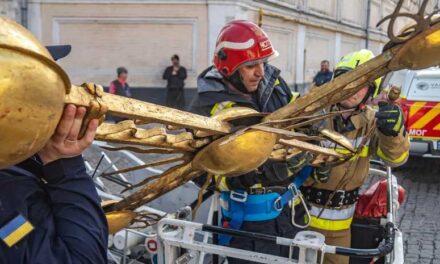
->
312 60 333 87
109 67 131 98
109 67 131 122
163 54 187 109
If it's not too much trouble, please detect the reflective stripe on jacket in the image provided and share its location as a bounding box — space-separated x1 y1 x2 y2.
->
305 105 409 231
309 205 355 231
210 86 299 192
188 65 295 191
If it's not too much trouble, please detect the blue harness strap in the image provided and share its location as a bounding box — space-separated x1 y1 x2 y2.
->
218 165 312 245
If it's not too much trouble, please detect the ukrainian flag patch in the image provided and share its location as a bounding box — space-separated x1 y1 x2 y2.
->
0 214 34 247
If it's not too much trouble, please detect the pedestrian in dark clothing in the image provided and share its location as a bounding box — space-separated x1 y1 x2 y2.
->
312 60 333 86
189 20 310 264
0 104 108 264
109 67 131 122
163 54 187 109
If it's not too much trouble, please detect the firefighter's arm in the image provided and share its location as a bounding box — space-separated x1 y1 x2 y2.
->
374 129 409 167
37 104 107 263
373 103 410 167
42 156 108 264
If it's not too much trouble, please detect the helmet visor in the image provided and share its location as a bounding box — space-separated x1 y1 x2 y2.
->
333 67 351 79
241 49 279 67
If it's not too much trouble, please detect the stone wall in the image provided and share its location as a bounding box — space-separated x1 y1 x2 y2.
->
33 2 208 88
22 0 440 94
0 0 21 22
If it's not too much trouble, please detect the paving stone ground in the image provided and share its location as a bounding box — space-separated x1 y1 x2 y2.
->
392 157 440 264
84 145 440 263
365 156 440 264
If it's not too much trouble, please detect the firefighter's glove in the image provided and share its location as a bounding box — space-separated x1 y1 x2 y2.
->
375 103 404 137
286 151 313 175
312 166 331 183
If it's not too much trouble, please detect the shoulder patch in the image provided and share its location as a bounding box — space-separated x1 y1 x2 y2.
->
0 214 34 247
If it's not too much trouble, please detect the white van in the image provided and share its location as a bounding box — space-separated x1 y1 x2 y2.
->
383 67 440 158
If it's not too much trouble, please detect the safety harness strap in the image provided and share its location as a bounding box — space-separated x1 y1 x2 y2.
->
218 165 312 245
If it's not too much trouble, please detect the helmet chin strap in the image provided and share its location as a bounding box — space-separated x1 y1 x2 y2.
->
360 84 376 106
228 70 251 94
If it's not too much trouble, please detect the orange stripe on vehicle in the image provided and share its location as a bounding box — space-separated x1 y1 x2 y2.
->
411 103 440 129
409 102 428 118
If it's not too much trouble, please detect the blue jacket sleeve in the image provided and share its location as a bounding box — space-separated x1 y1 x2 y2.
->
41 155 108 264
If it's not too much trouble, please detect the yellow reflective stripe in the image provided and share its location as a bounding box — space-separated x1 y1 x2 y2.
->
377 146 409 165
210 101 236 116
334 146 369 158
274 79 281 87
250 183 263 188
310 215 353 231
210 103 219 116
290 92 300 103
225 101 235 109
215 175 229 191
3 222 34 247
393 113 403 132
293 197 302 206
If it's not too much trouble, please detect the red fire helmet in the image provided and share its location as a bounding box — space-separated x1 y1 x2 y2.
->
213 20 279 77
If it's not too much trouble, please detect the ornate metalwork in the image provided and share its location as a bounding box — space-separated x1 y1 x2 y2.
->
1 0 440 233
377 0 438 45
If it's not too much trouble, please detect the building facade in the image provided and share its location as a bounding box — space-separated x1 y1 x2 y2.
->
2 0 439 103
0 0 22 22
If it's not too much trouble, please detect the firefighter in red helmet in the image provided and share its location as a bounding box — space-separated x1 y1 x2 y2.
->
189 20 310 263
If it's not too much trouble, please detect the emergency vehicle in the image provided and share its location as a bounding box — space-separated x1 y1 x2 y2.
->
385 67 440 158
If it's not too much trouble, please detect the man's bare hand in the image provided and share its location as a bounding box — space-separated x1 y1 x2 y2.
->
37 104 98 165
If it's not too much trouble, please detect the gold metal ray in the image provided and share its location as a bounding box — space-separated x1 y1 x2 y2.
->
2 3 440 232
66 85 231 134
101 156 186 177
320 129 356 153
278 139 345 159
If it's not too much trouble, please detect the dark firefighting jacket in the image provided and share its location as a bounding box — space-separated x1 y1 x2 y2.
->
189 64 295 190
0 156 108 264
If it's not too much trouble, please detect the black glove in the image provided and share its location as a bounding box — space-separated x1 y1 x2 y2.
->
312 166 331 183
375 103 404 137
286 151 313 175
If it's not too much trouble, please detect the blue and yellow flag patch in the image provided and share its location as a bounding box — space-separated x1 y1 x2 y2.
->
0 214 34 247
